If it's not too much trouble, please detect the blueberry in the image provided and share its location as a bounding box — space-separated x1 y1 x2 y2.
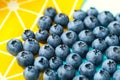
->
34 56 49 71
93 26 108 38
55 44 70 60
66 53 82 69
49 24 63 36
87 7 98 17
115 13 120 22
113 70 120 80
61 30 78 47
105 34 119 46
39 44 54 59
54 13 69 26
35 30 49 42
22 30 35 41
24 66 40 80
86 49 103 65
108 21 120 36
84 15 99 29
73 10 87 20
44 7 57 19
106 46 120 62
57 64 75 80
67 19 84 34
92 38 107 51
7 39 23 56
94 69 110 80
97 11 114 26
72 41 88 57
38 16 52 30
17 51 34 67
102 59 117 74
43 69 58 80
78 30 95 44
79 61 96 78
73 75 89 80
23 38 40 55
47 34 62 48
49 56 62 70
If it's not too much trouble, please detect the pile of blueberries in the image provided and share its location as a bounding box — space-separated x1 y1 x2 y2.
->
7 7 120 80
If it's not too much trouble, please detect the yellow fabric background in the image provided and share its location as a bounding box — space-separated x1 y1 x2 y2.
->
0 0 84 80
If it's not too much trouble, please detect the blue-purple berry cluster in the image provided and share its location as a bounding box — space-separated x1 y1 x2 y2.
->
7 7 120 80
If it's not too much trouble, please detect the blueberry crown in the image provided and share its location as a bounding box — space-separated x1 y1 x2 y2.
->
72 54 78 60
11 40 17 46
45 69 53 76
79 77 84 80
52 57 57 63
64 64 72 70
47 7 53 12
89 16 95 22
85 30 90 35
78 41 85 47
99 70 105 75
85 63 92 69
27 66 33 71
107 60 115 66
113 47 120 53
66 32 72 39
60 44 67 50
114 22 120 28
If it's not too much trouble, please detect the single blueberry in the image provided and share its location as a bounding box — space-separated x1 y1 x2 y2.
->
55 44 70 60
24 66 40 80
105 34 119 46
93 26 108 38
38 16 52 30
47 34 62 48
102 59 117 74
73 10 87 20
61 30 78 47
108 21 120 36
79 61 96 78
106 46 120 62
17 51 34 67
72 41 88 57
44 7 57 19
84 15 99 29
68 19 84 34
35 29 49 42
94 69 110 80
49 56 62 70
97 11 114 26
66 53 82 69
87 7 98 17
22 30 35 41
78 30 95 44
57 64 75 80
92 38 107 51
86 49 103 65
54 13 69 26
7 39 23 56
23 38 40 55
39 44 54 59
34 56 49 71
49 24 63 36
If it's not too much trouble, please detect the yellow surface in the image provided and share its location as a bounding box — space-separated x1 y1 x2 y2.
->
0 0 84 80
